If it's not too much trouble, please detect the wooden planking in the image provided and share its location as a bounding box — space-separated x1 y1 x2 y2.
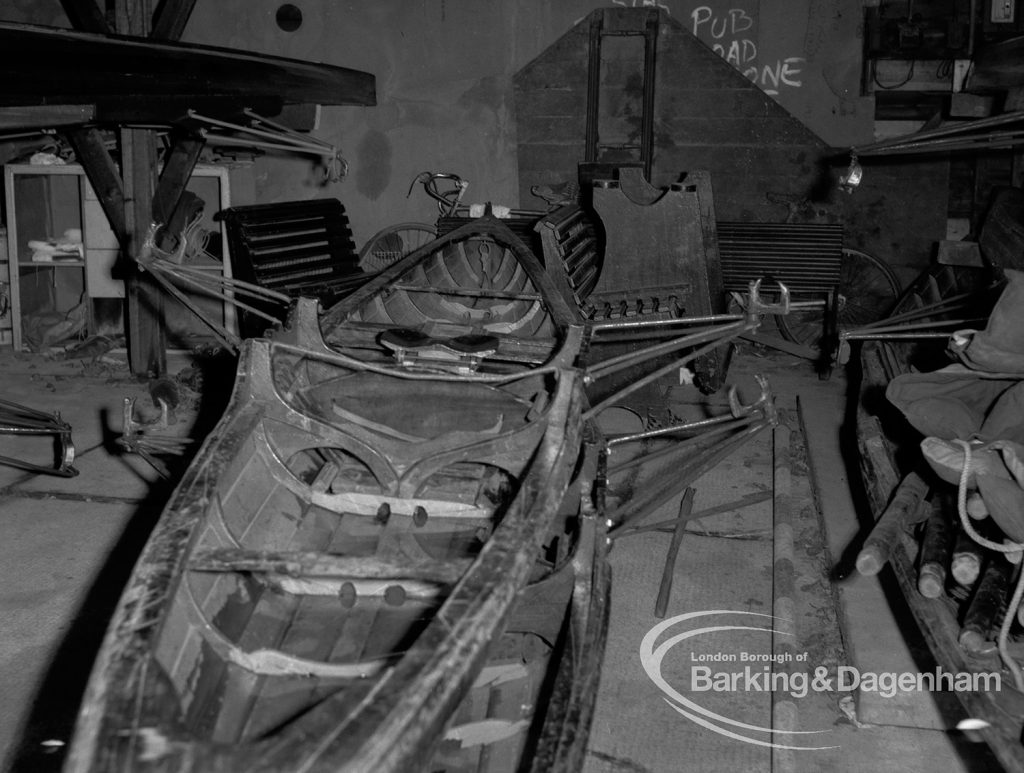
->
209 496 343 741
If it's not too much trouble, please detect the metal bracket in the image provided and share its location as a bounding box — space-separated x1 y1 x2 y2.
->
0 398 78 477
728 374 778 426
118 396 193 478
745 279 791 319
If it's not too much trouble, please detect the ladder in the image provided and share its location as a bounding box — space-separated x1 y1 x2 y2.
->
582 8 659 183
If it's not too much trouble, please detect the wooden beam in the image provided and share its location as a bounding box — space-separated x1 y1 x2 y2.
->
117 0 166 378
66 127 127 241
0 104 94 130
0 23 376 110
122 128 167 377
58 0 110 34
150 0 197 41
153 133 204 225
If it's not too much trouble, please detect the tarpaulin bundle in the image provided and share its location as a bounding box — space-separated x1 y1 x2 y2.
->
886 269 1024 543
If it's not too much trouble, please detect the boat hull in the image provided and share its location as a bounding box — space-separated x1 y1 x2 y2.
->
65 335 606 772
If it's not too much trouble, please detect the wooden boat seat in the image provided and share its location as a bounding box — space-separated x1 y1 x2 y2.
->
326 320 559 365
379 327 499 372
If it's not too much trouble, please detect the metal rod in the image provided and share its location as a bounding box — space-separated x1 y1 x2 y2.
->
189 109 333 154
607 412 747 447
167 263 291 302
199 134 335 158
611 490 772 538
655 487 695 618
152 264 283 324
587 320 747 380
855 298 972 329
585 323 754 419
853 110 1024 154
608 420 770 530
590 313 745 332
842 317 982 337
159 269 285 322
608 415 762 475
843 331 960 342
243 108 329 145
137 260 240 351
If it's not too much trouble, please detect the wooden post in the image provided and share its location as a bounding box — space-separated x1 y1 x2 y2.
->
115 0 166 377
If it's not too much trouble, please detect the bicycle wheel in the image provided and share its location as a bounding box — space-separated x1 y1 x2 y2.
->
776 247 902 349
358 222 437 273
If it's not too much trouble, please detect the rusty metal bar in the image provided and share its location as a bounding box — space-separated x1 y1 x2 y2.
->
587 320 747 380
607 414 763 476
607 412 744 447
611 490 772 539
853 110 1024 155
655 487 695 618
608 419 771 531
585 322 756 419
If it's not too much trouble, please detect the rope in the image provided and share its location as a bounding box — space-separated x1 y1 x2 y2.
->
953 439 1024 690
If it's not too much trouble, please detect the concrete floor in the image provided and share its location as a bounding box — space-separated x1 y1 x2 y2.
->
0 341 1005 772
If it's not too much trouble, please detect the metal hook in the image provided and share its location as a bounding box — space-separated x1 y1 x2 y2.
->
728 374 778 426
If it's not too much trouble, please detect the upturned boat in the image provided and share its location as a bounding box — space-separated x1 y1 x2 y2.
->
65 215 609 772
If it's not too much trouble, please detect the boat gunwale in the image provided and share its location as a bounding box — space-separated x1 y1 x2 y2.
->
65 333 589 772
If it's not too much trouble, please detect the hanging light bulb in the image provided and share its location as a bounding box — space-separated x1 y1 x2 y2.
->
839 152 863 193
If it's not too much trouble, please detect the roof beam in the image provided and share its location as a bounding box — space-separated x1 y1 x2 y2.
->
151 0 197 41
58 0 110 34
0 104 94 130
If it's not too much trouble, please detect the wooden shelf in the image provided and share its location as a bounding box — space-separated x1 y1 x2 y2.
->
18 260 85 267
4 163 234 351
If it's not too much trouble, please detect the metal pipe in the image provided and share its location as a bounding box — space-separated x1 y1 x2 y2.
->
607 415 763 475
587 320 747 381
585 323 755 419
153 265 283 324
200 133 336 158
607 412 748 447
189 109 333 153
611 490 772 538
843 331 961 342
855 297 973 329
590 313 745 331
853 111 1024 154
608 420 771 530
842 317 982 337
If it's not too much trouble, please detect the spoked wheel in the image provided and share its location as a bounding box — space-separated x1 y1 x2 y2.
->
358 222 438 273
776 247 902 350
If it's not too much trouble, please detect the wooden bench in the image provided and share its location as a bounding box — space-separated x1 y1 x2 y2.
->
218 198 367 335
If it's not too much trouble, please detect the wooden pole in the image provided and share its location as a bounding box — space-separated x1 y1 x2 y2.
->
855 470 931 576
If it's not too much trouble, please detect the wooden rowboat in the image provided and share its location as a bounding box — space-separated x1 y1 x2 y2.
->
65 217 609 772
316 211 582 372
